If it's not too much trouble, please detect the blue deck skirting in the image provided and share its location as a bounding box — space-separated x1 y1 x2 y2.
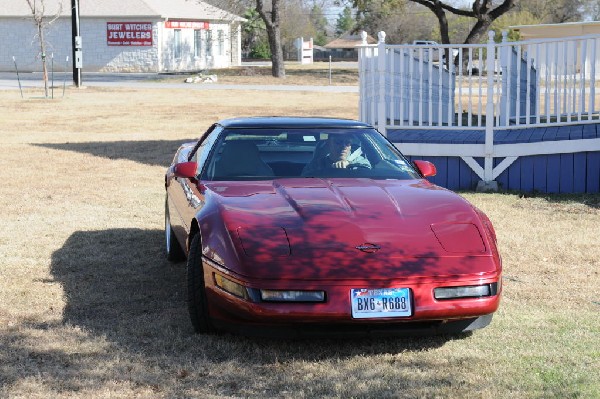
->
390 125 600 193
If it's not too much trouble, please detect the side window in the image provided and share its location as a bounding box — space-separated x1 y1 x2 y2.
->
206 30 213 57
194 29 202 58
186 125 222 177
196 126 222 168
188 124 217 162
173 29 182 59
217 30 225 56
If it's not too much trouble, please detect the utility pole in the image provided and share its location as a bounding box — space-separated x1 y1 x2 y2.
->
71 0 81 87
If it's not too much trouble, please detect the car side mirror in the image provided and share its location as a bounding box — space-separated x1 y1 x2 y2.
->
413 160 436 177
172 162 198 179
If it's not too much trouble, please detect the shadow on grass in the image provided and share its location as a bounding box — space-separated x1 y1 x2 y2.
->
33 140 193 167
51 228 456 350
2 228 470 396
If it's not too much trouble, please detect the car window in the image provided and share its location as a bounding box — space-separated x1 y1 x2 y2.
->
200 128 421 181
195 125 222 169
188 124 218 162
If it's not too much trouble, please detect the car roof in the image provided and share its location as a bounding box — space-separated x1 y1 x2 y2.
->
413 40 438 45
217 117 373 129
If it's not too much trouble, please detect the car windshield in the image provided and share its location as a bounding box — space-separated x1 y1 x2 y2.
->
200 128 421 181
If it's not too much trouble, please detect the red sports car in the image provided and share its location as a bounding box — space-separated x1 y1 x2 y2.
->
165 117 502 337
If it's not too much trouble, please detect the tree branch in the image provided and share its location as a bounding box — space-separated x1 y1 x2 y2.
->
489 0 516 20
255 0 273 29
410 0 475 17
407 0 516 45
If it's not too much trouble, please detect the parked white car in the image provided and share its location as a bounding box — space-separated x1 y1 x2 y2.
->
412 40 440 62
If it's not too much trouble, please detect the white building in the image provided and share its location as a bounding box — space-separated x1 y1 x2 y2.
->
0 0 244 72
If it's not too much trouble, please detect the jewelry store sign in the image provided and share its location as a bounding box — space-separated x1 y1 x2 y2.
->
107 22 153 46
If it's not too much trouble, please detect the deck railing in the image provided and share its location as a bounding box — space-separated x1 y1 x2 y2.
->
359 31 600 185
359 31 600 133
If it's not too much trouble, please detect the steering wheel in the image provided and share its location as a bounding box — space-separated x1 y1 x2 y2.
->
348 163 371 170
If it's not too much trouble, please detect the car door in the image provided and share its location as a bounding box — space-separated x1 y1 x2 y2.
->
167 124 222 247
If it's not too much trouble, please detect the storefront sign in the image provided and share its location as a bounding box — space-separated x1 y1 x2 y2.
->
107 22 153 46
165 20 209 29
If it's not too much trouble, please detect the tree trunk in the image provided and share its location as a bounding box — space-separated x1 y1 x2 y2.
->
464 17 492 45
265 23 285 78
432 4 451 68
433 5 450 44
38 22 49 98
256 0 285 78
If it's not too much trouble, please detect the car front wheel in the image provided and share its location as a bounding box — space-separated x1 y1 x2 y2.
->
186 233 214 333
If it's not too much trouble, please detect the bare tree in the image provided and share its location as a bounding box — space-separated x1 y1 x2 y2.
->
24 0 62 98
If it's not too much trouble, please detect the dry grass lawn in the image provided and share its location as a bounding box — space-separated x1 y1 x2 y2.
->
0 80 599 398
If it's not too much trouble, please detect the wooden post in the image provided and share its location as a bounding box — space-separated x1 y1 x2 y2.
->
484 31 496 183
377 31 387 136
358 31 368 122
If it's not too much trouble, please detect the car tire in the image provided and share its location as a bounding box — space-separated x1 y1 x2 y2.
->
165 197 186 262
186 233 214 334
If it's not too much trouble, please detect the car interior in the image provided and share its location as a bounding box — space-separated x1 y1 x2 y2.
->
213 141 275 178
204 130 417 181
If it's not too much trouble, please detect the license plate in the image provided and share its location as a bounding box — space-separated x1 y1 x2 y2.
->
351 288 412 318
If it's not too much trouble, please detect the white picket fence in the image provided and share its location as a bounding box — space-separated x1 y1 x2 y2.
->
359 31 600 183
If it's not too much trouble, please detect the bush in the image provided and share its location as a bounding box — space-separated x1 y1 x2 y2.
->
249 41 271 59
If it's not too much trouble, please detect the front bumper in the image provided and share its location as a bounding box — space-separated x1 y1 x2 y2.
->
211 314 494 338
202 258 501 336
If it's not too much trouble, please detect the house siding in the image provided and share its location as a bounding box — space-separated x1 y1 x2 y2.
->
0 17 237 73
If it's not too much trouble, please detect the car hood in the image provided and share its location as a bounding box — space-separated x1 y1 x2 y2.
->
202 178 498 280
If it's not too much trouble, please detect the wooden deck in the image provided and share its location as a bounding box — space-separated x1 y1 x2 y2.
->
389 124 600 193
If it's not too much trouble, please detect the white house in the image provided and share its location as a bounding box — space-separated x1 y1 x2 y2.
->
0 0 244 73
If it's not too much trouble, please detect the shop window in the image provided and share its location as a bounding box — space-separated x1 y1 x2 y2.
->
206 30 213 57
174 29 182 59
194 29 202 58
218 30 225 56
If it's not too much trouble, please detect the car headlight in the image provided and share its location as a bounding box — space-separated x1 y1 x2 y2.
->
260 289 326 302
434 283 499 300
214 274 249 300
